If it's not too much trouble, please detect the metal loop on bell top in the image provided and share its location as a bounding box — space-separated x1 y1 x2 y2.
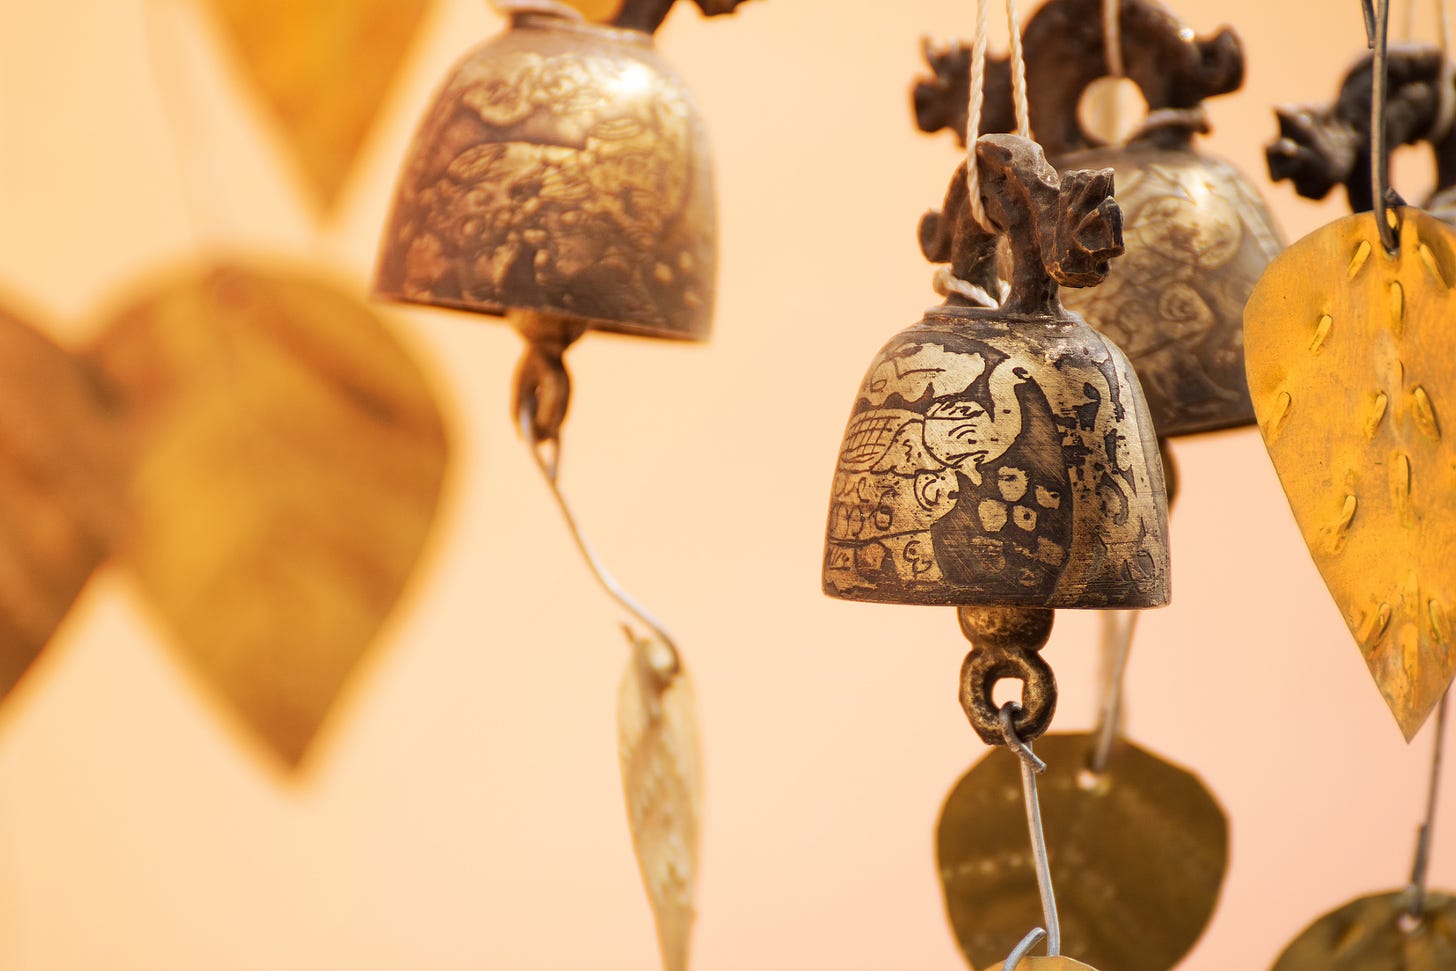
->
1365 0 1404 252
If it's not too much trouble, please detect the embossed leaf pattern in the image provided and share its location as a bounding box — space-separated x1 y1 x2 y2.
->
202 0 434 213
1245 208 1456 740
0 306 124 703
88 262 449 766
618 636 701 971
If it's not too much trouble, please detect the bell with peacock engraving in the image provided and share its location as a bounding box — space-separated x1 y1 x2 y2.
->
822 135 1169 610
913 0 1283 438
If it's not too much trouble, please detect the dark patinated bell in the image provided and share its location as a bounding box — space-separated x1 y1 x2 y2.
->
913 0 1284 438
375 0 718 342
823 135 1170 611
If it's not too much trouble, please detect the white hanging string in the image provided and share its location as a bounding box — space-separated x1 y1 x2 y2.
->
1103 0 1125 79
964 0 1031 230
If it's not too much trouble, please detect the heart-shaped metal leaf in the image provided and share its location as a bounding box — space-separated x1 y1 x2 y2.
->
88 261 449 767
618 634 701 971
1245 208 1456 740
0 303 123 704
202 0 434 213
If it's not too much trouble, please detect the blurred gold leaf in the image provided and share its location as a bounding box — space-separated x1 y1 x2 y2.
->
202 0 434 214
618 636 701 971
88 261 449 767
0 305 123 704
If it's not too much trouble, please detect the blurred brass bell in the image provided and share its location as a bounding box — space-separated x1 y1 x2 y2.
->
378 0 715 339
913 0 1284 438
823 135 1170 612
376 0 744 438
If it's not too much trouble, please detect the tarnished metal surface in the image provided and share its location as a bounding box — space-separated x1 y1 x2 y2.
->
90 261 449 767
1056 146 1282 435
912 0 1283 438
958 606 1057 744
823 135 1168 609
939 734 1228 971
376 8 716 340
1272 891 1456 970
1244 209 1456 740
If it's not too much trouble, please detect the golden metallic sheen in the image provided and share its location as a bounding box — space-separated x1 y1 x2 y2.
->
1272 891 1456 970
940 734 1228 971
375 7 715 340
1244 208 1456 740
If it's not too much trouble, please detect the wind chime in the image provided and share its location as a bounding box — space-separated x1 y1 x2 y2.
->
908 1 1281 967
822 2 1170 967
1246 0 1456 963
375 2 753 969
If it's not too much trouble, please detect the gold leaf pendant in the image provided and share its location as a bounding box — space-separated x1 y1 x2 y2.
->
88 261 449 766
618 633 701 971
0 304 123 704
1245 208 1456 739
202 0 435 214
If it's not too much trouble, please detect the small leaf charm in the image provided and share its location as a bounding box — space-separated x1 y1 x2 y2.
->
617 632 701 971
1244 208 1456 739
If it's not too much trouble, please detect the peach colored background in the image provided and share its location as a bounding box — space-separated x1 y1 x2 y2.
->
0 1 1451 969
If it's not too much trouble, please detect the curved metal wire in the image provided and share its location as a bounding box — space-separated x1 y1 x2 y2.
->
999 703 1060 957
518 404 681 681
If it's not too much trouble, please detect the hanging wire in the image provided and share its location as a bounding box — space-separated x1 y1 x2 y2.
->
999 703 1061 957
1365 0 1402 251
518 403 681 682
1089 610 1140 775
1407 690 1450 920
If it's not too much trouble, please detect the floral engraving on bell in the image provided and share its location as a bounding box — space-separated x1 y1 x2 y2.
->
376 16 716 340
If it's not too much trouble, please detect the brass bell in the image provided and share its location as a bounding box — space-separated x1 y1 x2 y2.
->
823 134 1170 613
375 0 740 438
913 0 1284 439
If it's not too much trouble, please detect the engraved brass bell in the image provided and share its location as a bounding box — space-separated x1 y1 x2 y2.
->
913 0 1284 438
376 0 740 438
823 136 1170 614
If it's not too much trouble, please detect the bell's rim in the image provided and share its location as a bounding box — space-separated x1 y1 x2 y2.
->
821 580 1171 610
371 284 710 342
